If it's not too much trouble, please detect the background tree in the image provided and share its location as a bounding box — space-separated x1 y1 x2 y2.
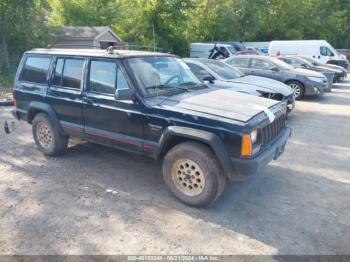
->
1 0 350 88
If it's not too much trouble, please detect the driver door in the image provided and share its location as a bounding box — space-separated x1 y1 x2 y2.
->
83 58 144 153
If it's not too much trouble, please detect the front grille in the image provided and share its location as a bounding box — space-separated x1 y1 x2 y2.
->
259 113 286 146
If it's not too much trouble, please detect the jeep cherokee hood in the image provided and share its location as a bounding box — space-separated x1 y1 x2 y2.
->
156 88 280 122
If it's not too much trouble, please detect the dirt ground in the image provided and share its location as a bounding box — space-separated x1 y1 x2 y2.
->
0 80 349 255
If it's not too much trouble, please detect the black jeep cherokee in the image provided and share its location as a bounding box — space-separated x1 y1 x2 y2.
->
12 48 291 207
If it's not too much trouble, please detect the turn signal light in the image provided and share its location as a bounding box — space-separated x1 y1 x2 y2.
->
241 134 252 157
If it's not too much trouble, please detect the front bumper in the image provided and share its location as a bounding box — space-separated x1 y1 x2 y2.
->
304 80 326 96
227 127 292 180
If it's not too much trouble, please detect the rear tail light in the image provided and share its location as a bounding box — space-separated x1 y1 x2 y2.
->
13 91 17 108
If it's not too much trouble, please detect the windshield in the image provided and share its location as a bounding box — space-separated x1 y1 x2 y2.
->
268 57 294 70
126 56 202 97
203 60 245 79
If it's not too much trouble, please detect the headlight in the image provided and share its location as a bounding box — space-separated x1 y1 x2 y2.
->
307 76 324 82
250 130 258 144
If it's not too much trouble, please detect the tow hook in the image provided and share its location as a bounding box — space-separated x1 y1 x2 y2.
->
4 121 15 134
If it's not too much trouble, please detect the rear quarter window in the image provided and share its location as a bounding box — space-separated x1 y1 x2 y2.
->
20 56 51 84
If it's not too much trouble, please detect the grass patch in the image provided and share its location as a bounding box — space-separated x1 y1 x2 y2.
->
0 73 14 99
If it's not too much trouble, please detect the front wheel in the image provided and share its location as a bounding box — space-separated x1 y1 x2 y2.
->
162 141 226 207
287 81 305 100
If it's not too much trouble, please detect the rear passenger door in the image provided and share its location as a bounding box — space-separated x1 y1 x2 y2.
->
47 57 86 136
83 58 144 153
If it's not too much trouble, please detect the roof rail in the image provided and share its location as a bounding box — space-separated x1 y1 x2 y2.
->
47 44 99 49
106 45 121 54
106 44 167 53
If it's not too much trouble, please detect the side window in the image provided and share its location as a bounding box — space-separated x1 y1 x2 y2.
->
251 58 274 70
89 60 117 94
53 58 84 89
20 56 51 84
320 46 334 56
62 59 84 89
286 58 301 66
227 58 249 68
327 47 334 56
187 63 211 80
320 46 327 56
53 58 64 86
116 67 130 90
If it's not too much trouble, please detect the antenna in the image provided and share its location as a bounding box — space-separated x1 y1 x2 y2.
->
153 23 159 105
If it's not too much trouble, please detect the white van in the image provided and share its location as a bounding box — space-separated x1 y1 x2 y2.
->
269 40 349 68
190 43 236 59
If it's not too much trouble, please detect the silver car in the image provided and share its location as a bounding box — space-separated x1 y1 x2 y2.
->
224 55 328 100
184 58 295 112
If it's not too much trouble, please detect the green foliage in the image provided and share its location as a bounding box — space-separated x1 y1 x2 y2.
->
1 0 350 88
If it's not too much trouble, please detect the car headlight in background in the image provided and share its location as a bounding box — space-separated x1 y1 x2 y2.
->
307 76 325 83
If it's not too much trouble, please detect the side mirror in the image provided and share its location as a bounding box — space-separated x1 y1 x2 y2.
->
270 67 279 72
202 75 215 83
115 89 134 100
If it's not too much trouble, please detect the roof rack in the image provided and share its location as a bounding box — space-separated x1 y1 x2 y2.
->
47 44 99 49
106 44 167 54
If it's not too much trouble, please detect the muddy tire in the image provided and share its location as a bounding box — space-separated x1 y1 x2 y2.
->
162 141 226 207
287 80 305 100
32 113 68 156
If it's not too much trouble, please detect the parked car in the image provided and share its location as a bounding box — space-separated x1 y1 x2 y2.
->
210 41 260 55
269 40 349 69
297 55 347 81
278 56 336 91
336 49 350 62
184 58 295 112
12 48 291 207
190 43 236 59
224 55 328 100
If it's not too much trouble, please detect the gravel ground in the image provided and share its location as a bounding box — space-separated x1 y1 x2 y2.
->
0 81 349 255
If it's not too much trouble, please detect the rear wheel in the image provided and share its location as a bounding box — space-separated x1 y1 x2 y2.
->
32 113 68 156
287 81 305 100
162 141 226 207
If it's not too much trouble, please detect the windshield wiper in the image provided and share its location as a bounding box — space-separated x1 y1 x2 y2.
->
179 82 208 90
146 84 189 92
179 81 198 86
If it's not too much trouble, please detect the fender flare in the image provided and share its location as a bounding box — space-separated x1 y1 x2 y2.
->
155 126 233 177
27 102 65 135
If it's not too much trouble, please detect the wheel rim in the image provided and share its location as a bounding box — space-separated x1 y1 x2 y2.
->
289 83 301 98
36 122 53 149
171 158 206 196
